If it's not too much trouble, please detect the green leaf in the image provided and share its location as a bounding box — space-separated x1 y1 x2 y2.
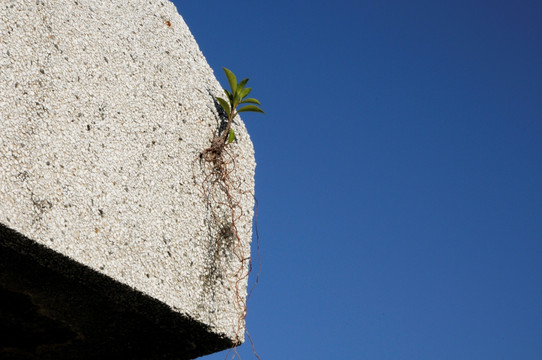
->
223 67 237 94
238 78 249 90
216 97 231 117
240 87 252 99
238 105 264 114
224 89 234 104
227 128 236 143
233 92 242 107
240 98 261 105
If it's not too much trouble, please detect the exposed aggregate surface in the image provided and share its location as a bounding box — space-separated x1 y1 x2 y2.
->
0 0 255 341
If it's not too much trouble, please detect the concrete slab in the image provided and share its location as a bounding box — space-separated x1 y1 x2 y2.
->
0 0 255 358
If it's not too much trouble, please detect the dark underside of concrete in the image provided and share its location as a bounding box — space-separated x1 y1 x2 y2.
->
0 225 232 360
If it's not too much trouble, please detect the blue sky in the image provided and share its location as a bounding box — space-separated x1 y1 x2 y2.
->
174 1 542 359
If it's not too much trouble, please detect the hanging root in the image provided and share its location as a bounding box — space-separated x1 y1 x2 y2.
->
197 140 261 360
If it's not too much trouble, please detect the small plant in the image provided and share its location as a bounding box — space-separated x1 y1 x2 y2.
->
197 67 263 359
203 68 263 164
199 67 263 359
216 67 264 144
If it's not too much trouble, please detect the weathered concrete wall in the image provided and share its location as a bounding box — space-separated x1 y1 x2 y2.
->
0 0 255 357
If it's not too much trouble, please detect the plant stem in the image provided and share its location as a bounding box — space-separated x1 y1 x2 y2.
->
220 111 237 145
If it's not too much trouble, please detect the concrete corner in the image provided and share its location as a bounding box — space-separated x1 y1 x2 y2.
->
0 0 255 358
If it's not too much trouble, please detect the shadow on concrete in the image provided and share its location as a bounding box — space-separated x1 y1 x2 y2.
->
0 224 232 359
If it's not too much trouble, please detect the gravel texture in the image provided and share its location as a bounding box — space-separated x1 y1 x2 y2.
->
0 0 255 343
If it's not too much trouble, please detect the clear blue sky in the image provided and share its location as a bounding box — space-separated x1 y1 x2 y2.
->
174 1 542 359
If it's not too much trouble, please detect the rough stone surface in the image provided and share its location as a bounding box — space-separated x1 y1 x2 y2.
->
0 0 255 357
